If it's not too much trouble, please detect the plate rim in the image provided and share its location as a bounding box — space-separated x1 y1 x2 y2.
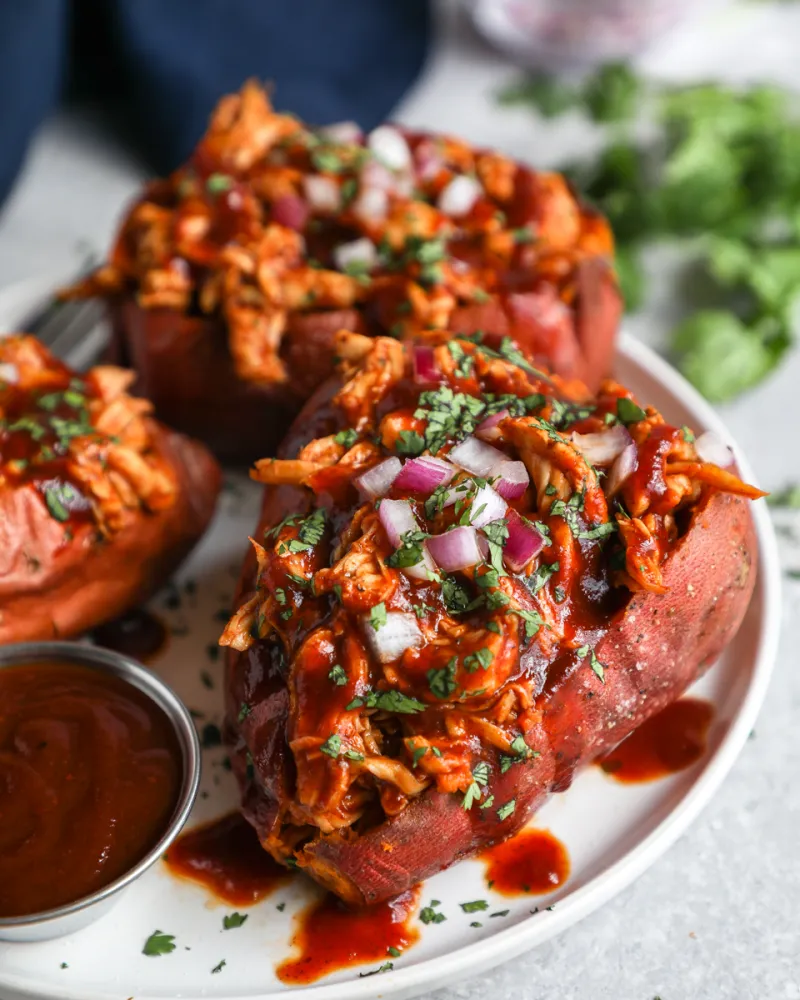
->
0 326 782 1000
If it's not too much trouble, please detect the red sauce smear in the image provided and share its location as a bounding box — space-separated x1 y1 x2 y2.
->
276 888 420 985
91 609 169 663
0 661 181 917
165 811 289 906
481 829 570 896
597 697 714 783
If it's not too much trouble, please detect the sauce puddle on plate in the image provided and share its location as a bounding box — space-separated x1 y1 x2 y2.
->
482 829 570 896
0 660 181 917
276 888 420 984
91 609 169 663
164 811 290 906
596 697 714 784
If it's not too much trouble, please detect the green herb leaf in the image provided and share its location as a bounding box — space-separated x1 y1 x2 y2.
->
143 930 176 957
328 663 347 686
395 430 426 456
616 397 647 425
497 798 516 821
369 602 387 631
222 912 248 930
460 899 489 913
319 734 342 758
427 658 458 700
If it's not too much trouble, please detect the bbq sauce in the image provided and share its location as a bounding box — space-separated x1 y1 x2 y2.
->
164 811 289 906
276 888 420 984
91 609 169 663
0 661 181 917
481 829 570 896
597 698 714 784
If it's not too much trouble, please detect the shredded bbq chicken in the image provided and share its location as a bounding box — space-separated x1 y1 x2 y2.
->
221 336 764 863
61 81 615 388
0 336 178 533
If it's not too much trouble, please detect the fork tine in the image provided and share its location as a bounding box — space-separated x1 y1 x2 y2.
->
47 300 105 372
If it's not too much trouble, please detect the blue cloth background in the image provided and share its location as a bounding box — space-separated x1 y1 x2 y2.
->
0 0 431 206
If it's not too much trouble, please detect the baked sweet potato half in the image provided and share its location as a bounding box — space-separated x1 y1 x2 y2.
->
62 81 621 462
221 332 763 905
0 335 221 643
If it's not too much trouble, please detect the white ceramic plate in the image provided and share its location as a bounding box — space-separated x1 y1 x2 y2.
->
0 278 781 1000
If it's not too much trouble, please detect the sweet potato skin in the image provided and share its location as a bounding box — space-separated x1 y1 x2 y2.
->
0 422 221 644
228 478 756 905
300 489 756 904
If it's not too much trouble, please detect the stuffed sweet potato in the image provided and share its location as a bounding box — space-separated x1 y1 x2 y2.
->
62 82 621 462
0 335 221 643
221 332 762 905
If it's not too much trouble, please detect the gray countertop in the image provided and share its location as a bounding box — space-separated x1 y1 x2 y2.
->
0 2 797 997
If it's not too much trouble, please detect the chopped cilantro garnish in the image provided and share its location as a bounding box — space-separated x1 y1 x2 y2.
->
369 602 387 631
411 744 429 767
575 644 607 682
206 173 233 194
319 734 342 758
143 930 176 957
359 961 394 977
427 658 458 699
328 663 347 686
464 647 494 672
420 901 447 924
526 561 559 594
462 760 490 810
211 959 227 974
42 481 79 522
460 900 489 913
395 429 426 456
497 798 516 821
222 912 248 930
347 689 426 714
334 428 359 448
441 575 472 614
386 529 429 569
237 702 251 723
616 397 647 425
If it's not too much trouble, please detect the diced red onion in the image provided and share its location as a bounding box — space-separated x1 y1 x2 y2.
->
437 175 482 217
476 408 510 442
303 174 341 213
333 237 378 274
571 425 632 467
379 498 418 547
504 509 546 573
378 498 437 581
319 121 363 145
695 430 734 468
426 526 483 572
448 436 507 478
355 457 401 500
413 345 440 385
0 363 19 384
360 159 397 192
468 484 508 528
271 194 309 231
393 457 457 493
414 138 445 182
493 460 529 500
368 125 412 172
363 612 423 664
352 186 389 224
604 442 638 498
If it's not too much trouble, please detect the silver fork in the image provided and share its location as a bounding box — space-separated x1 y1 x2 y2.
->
18 259 110 369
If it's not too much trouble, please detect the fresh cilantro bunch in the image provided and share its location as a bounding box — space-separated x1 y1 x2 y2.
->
497 64 800 402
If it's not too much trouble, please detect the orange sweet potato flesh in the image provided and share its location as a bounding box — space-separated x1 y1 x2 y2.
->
227 481 756 905
0 423 221 644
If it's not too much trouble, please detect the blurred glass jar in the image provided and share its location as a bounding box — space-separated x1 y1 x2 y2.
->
466 0 716 69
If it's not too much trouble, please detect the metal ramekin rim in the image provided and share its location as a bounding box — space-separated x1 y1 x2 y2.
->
0 639 200 929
